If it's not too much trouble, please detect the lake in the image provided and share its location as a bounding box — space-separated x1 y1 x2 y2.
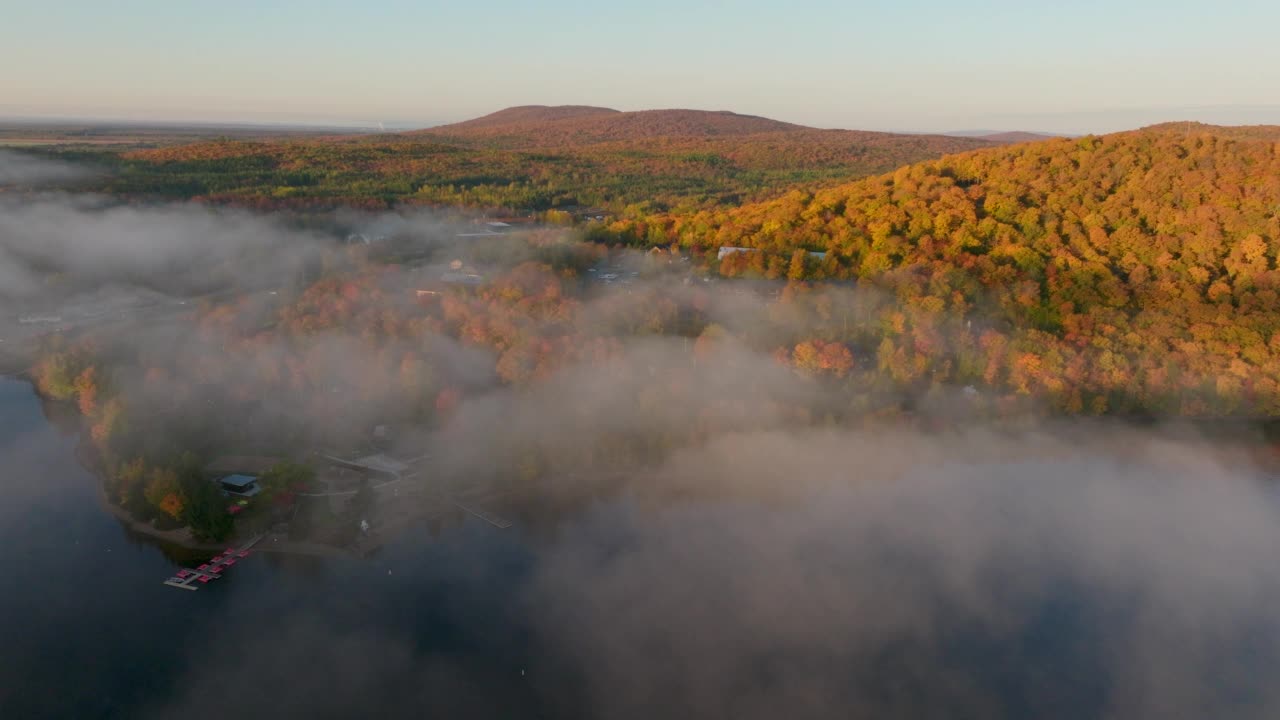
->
0 377 543 718
3 376 1280 719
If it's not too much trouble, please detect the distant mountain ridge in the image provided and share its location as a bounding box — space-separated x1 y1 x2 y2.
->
413 105 810 146
943 130 1063 143
112 104 1000 212
429 105 619 132
975 131 1062 144
1139 121 1280 140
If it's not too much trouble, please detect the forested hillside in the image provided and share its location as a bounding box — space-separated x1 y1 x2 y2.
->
1140 122 1280 141
28 122 1280 531
54 108 995 213
608 126 1280 414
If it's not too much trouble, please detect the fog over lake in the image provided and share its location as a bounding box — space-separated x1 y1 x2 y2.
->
4 375 1280 719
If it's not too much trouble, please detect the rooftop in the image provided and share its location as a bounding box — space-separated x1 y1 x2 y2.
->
219 474 259 489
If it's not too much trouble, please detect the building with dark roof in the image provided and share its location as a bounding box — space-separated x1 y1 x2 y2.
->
218 474 262 497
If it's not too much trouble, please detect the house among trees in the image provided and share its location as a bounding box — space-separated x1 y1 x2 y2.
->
218 474 262 497
717 246 756 260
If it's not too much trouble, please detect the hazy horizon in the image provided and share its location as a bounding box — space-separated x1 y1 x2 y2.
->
5 0 1278 135
3 102 1279 138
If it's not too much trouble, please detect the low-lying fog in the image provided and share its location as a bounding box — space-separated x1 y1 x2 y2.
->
2 149 1279 720
143 429 1280 720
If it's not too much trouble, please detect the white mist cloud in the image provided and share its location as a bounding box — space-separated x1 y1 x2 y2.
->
7 185 1280 719
523 428 1280 720
139 427 1280 720
0 149 92 186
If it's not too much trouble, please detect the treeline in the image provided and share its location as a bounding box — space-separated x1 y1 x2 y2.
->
30 343 233 539
49 128 989 215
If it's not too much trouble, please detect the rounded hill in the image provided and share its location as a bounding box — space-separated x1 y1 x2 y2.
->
426 105 620 132
415 106 808 147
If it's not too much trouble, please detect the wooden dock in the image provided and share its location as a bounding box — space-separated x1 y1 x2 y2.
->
451 498 513 529
162 535 263 591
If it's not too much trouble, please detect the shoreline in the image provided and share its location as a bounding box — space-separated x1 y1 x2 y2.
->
15 372 364 560
95 475 361 558
90 453 358 558
8 362 478 564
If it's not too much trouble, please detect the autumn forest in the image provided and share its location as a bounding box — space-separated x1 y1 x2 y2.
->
12 109 1280 533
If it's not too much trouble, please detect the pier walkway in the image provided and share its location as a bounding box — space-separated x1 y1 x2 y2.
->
162 535 263 591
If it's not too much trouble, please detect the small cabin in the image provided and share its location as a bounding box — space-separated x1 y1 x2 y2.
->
218 474 262 497
717 246 756 260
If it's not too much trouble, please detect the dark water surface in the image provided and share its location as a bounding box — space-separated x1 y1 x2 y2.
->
0 378 543 718
3 376 1280 720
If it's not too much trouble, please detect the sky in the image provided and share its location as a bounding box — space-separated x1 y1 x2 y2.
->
2 0 1278 134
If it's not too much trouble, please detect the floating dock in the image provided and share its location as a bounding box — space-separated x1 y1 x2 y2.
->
162 535 263 591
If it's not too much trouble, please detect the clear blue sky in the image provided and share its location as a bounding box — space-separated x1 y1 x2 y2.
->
3 0 1277 133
